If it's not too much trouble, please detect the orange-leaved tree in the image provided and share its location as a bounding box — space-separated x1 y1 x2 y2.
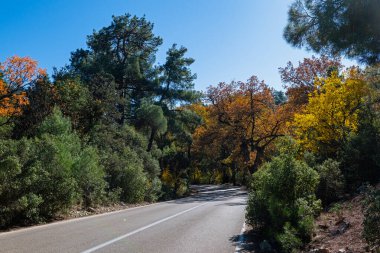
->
192 76 291 179
279 55 342 108
0 56 46 117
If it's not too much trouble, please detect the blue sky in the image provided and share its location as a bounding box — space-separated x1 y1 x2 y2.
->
0 0 355 91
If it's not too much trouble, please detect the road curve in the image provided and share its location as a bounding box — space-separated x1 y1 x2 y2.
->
0 185 247 253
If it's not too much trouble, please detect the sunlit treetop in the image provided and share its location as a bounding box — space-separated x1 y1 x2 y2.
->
0 56 46 117
292 69 370 154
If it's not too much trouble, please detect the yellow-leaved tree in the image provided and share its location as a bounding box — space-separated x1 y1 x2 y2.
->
292 70 369 154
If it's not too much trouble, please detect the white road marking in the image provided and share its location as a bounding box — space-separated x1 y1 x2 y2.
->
81 202 208 253
234 222 247 253
0 202 161 236
0 197 188 237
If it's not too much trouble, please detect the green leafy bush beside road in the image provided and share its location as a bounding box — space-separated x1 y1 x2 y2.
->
0 109 108 228
246 148 321 253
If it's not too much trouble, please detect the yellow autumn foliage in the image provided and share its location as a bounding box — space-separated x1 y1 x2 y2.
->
161 168 174 187
292 71 369 153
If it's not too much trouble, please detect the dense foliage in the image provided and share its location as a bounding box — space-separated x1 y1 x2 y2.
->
0 14 200 227
284 0 380 64
246 140 321 252
190 77 291 185
292 69 369 155
0 108 106 227
1 3 379 251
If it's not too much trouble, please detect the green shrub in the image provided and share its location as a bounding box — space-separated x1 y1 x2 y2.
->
316 159 345 205
72 147 107 207
118 148 147 203
0 109 110 227
246 151 321 252
175 179 188 197
0 133 78 225
0 145 42 227
144 177 162 202
31 146 75 216
32 109 82 216
276 223 303 253
89 123 161 202
363 186 380 250
37 107 72 136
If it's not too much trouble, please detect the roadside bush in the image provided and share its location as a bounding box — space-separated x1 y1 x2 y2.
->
161 168 176 200
175 178 188 197
0 139 44 227
0 127 78 226
98 146 147 203
33 108 107 215
246 151 321 253
276 223 303 253
72 147 107 207
89 123 161 202
190 167 202 184
0 108 109 228
160 168 189 200
363 186 380 250
316 159 345 205
31 134 78 217
144 177 162 202
116 148 147 203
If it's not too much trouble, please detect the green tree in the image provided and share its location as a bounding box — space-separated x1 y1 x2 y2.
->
54 77 93 134
70 14 162 125
158 44 198 106
147 44 199 153
284 0 380 64
12 77 55 138
136 102 167 151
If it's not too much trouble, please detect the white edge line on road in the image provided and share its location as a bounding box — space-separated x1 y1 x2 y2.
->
0 200 177 236
81 202 208 253
234 222 247 253
0 187 241 236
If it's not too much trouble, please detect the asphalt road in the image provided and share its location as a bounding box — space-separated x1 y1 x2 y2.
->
0 185 247 253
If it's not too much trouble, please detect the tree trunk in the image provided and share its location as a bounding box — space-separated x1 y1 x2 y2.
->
232 163 237 186
147 128 156 152
250 147 264 174
240 139 251 165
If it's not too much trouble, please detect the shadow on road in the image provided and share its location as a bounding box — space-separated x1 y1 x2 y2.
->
218 201 246 206
172 185 247 204
172 185 251 252
230 229 260 253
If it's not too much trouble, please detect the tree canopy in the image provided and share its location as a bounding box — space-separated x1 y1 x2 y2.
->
284 0 380 64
